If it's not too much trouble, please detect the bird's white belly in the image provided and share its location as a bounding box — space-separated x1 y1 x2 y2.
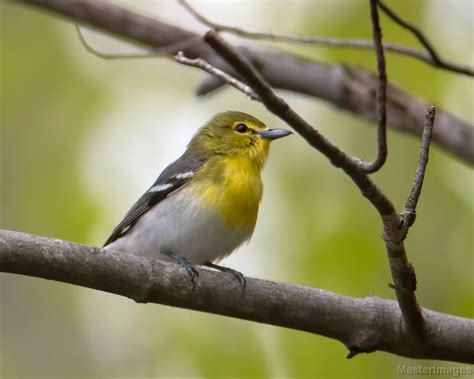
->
105 188 252 264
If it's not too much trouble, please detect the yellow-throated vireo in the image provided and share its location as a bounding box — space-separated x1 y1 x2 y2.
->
104 111 292 285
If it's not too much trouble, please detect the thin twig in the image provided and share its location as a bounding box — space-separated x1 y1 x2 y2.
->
174 52 260 100
76 24 203 60
358 0 388 173
377 1 473 76
179 0 473 77
378 1 440 64
401 106 436 232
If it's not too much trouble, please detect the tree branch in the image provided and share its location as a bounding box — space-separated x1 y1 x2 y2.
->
377 1 472 76
17 0 474 165
0 229 473 363
202 30 428 337
358 0 388 173
174 52 260 100
179 0 474 77
75 24 203 60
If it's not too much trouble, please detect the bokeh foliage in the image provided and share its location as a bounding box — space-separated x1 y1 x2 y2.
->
1 1 472 378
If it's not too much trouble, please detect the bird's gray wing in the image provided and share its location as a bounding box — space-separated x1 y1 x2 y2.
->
103 155 205 247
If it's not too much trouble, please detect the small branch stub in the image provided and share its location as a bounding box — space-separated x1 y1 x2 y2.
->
401 106 436 234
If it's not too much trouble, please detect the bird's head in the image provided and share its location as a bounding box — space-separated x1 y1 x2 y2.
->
187 111 292 169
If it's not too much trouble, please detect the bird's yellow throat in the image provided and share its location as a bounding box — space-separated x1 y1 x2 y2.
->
191 154 264 230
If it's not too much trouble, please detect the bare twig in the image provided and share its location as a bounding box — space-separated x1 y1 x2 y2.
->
358 0 388 173
378 1 456 72
18 0 474 165
179 0 474 77
75 24 203 60
1 229 473 363
174 52 260 100
401 106 436 232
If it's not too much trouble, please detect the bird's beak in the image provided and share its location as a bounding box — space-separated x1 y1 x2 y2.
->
260 128 293 140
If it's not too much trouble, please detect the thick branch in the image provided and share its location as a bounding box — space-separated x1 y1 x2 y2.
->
1 230 473 363
17 0 474 165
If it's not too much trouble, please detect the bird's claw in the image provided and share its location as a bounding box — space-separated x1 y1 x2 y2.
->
161 250 199 286
177 256 199 284
205 262 246 290
227 268 246 289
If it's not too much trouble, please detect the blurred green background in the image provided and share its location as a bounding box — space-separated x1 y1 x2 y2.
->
1 0 472 378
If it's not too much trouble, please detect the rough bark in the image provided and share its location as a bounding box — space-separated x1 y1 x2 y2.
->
1 230 473 363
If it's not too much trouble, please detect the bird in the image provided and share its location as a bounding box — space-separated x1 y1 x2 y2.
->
103 111 292 286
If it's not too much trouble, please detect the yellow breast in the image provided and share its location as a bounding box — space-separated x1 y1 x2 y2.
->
191 155 263 230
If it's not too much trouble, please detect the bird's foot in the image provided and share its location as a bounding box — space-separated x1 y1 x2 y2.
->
161 250 199 285
205 262 246 289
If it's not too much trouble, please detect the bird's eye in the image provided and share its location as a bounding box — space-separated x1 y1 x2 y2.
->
234 123 248 133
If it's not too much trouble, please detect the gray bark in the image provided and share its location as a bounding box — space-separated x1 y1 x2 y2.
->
1 230 473 363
